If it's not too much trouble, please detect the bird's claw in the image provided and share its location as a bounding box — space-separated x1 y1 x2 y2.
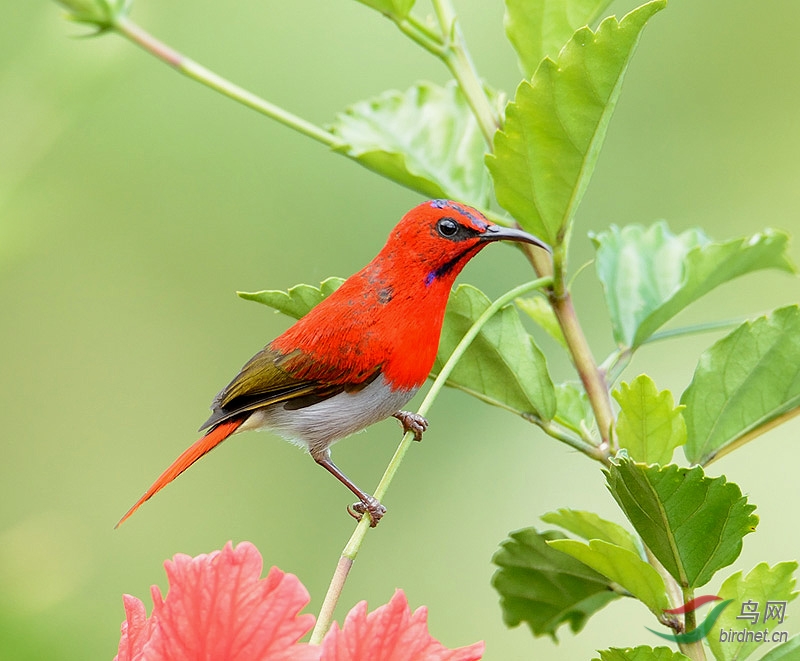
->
393 410 428 442
347 496 386 527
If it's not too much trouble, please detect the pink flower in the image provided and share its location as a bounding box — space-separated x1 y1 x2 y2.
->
115 541 483 661
115 541 317 661
320 590 484 661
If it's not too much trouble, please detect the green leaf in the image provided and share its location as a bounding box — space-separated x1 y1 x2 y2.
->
433 284 556 420
504 0 615 78
353 0 415 18
591 222 796 348
708 562 798 661
541 508 640 556
547 539 669 615
329 81 492 206
606 459 758 588
594 647 692 661
613 374 686 465
487 1 665 246
237 277 344 319
554 382 596 436
515 295 568 349
760 635 800 661
492 528 619 639
682 306 800 465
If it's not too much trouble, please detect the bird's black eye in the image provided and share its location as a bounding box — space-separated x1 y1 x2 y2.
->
436 217 459 238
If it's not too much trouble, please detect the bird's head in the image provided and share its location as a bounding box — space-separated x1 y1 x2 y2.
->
381 199 551 288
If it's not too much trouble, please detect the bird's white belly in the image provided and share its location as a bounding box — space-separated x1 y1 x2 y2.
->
237 374 418 454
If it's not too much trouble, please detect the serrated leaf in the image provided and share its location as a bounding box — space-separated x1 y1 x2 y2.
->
433 284 556 420
541 508 640 556
591 222 796 348
554 382 596 435
613 374 686 465
237 277 344 319
515 295 568 349
594 647 692 661
487 1 665 246
353 0 415 18
682 306 800 465
548 539 669 615
760 635 800 661
708 562 798 661
492 528 619 639
606 459 758 588
330 81 492 206
504 0 615 78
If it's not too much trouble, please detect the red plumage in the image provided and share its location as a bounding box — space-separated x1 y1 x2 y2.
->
116 418 244 528
117 200 549 527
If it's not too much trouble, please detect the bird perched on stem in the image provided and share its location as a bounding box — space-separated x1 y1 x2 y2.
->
117 200 550 527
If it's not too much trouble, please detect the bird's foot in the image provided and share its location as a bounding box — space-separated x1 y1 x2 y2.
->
347 496 386 527
393 410 428 442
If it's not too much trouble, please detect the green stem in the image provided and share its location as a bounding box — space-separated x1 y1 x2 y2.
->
548 244 616 455
531 416 608 462
601 317 749 385
678 587 707 661
433 381 602 457
644 548 706 661
112 17 342 149
647 318 747 343
309 276 552 644
113 10 497 195
428 0 499 145
391 15 446 57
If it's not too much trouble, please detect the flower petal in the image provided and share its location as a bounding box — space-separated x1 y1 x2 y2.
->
114 594 156 661
115 541 318 661
320 589 484 661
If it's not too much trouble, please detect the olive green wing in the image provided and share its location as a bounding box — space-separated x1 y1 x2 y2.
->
199 346 379 430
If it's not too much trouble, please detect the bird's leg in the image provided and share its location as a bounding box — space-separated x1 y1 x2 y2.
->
393 410 428 442
311 448 386 527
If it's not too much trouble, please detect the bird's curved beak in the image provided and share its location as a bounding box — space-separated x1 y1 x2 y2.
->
481 224 552 253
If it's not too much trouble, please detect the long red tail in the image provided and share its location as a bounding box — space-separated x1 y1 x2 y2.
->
115 417 245 528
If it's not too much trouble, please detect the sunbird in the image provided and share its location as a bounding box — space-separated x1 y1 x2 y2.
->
117 200 550 527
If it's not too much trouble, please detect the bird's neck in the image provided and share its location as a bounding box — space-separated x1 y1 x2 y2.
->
346 244 481 389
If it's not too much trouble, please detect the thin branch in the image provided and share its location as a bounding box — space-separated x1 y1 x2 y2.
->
113 17 343 149
548 244 616 454
411 0 499 145
679 587 707 661
391 15 445 57
526 414 608 462
309 276 553 643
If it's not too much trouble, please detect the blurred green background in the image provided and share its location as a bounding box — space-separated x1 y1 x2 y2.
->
1 1 799 659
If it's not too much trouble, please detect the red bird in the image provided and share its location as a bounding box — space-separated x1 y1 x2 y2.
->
117 200 549 527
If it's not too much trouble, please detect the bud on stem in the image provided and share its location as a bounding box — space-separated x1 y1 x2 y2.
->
55 0 130 32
